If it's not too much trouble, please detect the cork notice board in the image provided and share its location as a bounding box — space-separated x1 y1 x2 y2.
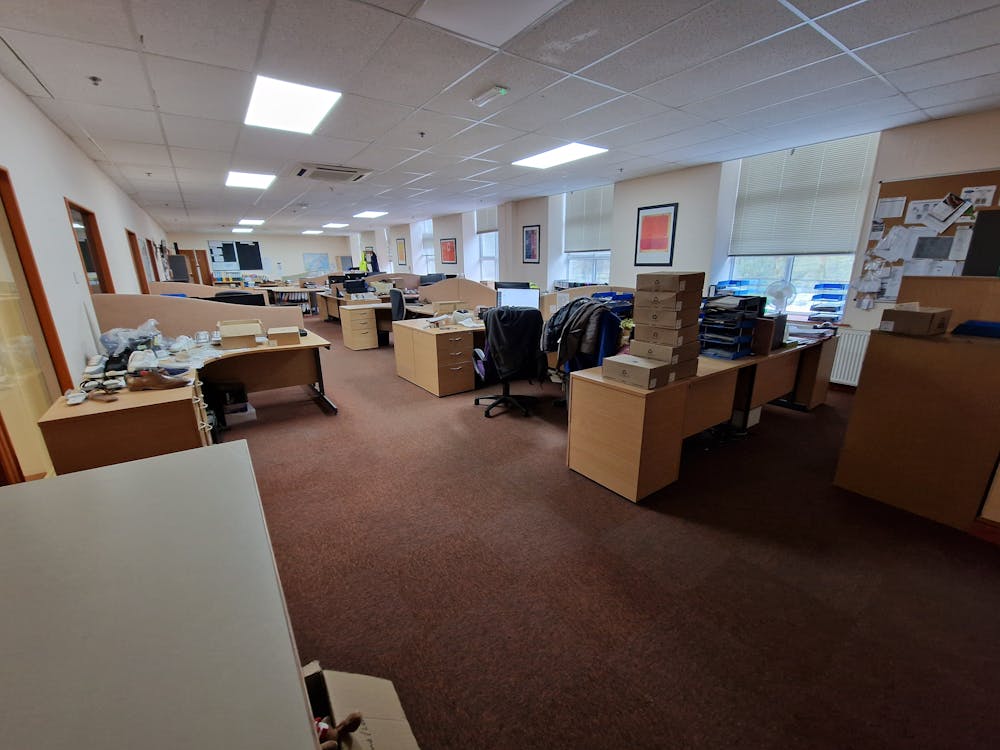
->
858 168 1000 304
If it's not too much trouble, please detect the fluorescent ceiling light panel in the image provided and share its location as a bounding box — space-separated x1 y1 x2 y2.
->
226 171 276 189
323 222 349 228
232 227 253 233
353 211 387 218
302 230 324 235
72 222 85 229
244 75 341 134
512 142 608 169
239 218 265 226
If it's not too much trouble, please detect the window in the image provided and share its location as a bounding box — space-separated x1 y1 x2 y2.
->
414 220 435 275
564 184 613 253
475 206 498 282
726 253 854 314
565 250 611 285
66 202 114 293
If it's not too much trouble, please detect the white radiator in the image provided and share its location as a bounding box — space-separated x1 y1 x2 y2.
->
830 329 870 386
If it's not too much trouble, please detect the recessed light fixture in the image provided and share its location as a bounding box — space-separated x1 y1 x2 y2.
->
72 222 85 229
226 171 276 189
323 222 349 228
245 75 341 135
239 218 265 226
353 211 387 219
513 142 608 169
302 230 323 235
471 84 509 108
232 227 253 233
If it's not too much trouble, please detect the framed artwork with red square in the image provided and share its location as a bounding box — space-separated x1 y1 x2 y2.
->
634 203 678 266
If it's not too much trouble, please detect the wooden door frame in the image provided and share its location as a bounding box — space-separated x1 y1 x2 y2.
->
125 229 150 294
145 238 161 281
65 198 115 294
0 168 73 392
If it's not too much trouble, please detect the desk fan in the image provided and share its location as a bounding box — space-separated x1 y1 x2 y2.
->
765 280 796 314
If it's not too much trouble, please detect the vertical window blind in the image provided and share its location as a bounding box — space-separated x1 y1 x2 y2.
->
564 184 613 252
730 132 877 256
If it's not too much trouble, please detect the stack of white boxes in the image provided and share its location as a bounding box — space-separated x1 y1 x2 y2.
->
602 271 705 389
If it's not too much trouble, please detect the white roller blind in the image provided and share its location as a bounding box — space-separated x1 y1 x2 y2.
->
564 184 613 252
475 206 497 233
730 133 877 256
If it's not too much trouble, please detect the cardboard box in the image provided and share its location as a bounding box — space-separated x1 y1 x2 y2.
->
431 300 462 314
633 289 704 311
635 271 705 293
602 354 698 389
629 340 700 364
302 662 420 750
631 306 701 328
224 402 257 425
267 326 300 346
633 323 699 347
878 304 952 336
217 319 263 349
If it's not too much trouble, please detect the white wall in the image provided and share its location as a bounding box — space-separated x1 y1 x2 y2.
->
168 231 351 277
843 108 1000 329
610 163 723 292
504 197 551 288
0 74 166 380
388 224 410 269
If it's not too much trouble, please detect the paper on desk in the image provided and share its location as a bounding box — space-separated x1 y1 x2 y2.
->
875 196 906 219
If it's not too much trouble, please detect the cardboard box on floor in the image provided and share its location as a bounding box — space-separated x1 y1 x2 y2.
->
217 319 264 349
634 271 705 293
602 354 698 389
878 303 952 336
302 661 420 750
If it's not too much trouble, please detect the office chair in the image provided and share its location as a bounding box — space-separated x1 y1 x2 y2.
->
389 288 406 321
473 307 546 417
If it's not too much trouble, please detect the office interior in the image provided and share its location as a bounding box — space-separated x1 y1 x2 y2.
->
1 1 999 747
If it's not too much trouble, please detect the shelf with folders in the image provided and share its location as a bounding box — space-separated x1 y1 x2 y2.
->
807 283 848 323
699 295 764 360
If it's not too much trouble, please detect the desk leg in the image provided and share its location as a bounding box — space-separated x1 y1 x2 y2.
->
307 348 338 414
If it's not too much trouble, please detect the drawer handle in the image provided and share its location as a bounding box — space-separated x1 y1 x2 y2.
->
449 366 464 371
192 395 205 406
448 336 463 341
449 351 464 356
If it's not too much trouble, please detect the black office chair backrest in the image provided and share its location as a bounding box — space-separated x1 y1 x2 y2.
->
389 288 406 321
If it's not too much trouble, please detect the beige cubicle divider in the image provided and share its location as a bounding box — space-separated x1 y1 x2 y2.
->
93 293 302 338
149 280 220 298
420 278 497 309
896 276 1000 330
539 285 634 319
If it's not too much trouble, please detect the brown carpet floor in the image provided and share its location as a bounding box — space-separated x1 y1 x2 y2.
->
228 318 1000 749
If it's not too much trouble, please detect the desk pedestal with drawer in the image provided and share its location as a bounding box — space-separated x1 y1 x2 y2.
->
341 305 379 350
392 319 484 396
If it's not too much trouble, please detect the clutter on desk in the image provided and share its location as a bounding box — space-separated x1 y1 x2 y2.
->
602 353 698 389
431 299 463 314
877 302 952 335
635 271 704 293
267 326 300 346
217 319 264 349
628 272 705 368
424 314 452 328
699 293 765 360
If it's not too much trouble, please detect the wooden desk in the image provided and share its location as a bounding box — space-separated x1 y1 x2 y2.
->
567 337 837 502
265 285 327 314
340 303 393 350
0 442 318 750
392 319 486 396
405 303 437 317
835 332 1000 530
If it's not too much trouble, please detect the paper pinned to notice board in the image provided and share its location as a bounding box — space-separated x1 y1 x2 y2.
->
960 185 996 208
872 225 936 262
875 196 906 219
905 193 973 232
950 226 973 260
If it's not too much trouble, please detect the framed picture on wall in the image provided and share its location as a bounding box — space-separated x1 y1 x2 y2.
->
440 237 457 264
634 203 678 266
395 237 407 265
522 225 540 264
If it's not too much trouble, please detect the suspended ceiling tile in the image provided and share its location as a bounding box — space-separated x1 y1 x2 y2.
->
346 144 421 171
586 108 705 149
346 19 493 107
235 127 369 166
1 29 151 109
476 132 569 164
534 95 670 140
907 71 1000 108
486 76 619 131
169 146 234 170
377 109 475 149
394 152 460 174
146 55 253 122
504 0 709 72
414 0 563 46
622 122 746 157
116 163 176 183
815 0 999 49
638 25 840 109
922 93 1000 118
856 6 1000 73
259 0 401 91
0 35 48 97
681 55 871 120
314 94 414 141
428 122 527 158
423 52 565 120
60 101 163 144
131 0 269 71
788 0 859 17
579 0 802 91
161 113 240 151
0 0 136 48
98 140 172 166
885 45 1000 93
363 0 422 13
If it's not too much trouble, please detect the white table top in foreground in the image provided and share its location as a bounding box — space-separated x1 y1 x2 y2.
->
0 441 317 750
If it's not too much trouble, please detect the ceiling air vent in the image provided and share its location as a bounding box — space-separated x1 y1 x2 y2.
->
294 163 371 183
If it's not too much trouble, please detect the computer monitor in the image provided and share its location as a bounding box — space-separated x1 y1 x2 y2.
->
497 287 541 309
339 256 354 272
494 281 531 289
328 274 347 285
419 273 446 286
344 279 368 294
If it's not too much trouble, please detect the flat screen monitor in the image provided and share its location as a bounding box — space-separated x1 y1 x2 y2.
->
344 279 368 294
419 273 446 286
497 287 540 309
494 281 531 289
